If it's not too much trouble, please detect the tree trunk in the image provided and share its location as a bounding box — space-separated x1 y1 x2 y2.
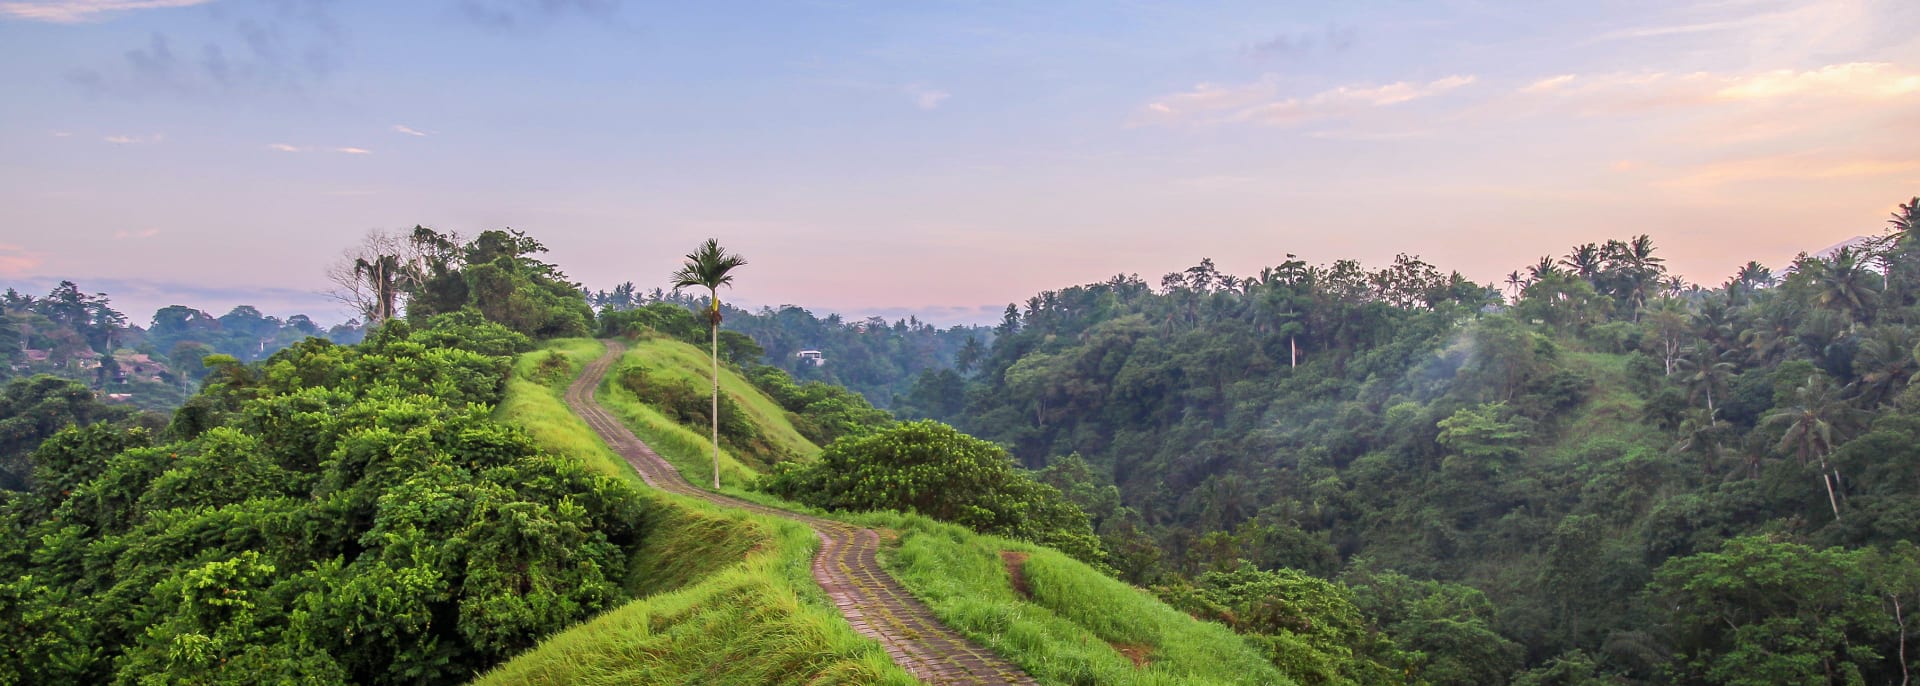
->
1821 468 1841 520
711 306 721 491
1894 594 1909 686
1290 336 1297 368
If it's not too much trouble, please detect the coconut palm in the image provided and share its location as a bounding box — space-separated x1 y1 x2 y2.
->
1891 197 1919 235
670 238 748 489
1676 346 1734 418
1560 243 1604 283
1853 325 1918 407
1762 375 1855 519
1815 247 1881 324
1528 256 1562 282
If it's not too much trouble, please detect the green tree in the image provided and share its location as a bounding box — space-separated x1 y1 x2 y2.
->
1814 247 1881 325
1763 375 1854 519
669 238 748 490
761 420 1102 562
1651 536 1890 686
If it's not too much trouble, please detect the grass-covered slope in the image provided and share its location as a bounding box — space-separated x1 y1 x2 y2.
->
575 337 1292 685
478 339 915 685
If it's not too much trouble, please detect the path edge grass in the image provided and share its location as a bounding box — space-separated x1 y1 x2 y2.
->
475 338 916 686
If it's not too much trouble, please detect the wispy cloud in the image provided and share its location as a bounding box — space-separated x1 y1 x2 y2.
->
391 124 431 136
905 84 950 110
66 1 344 99
1513 63 1920 113
0 244 44 276
0 0 211 23
457 0 623 31
268 143 371 154
1521 74 1577 94
103 133 163 144
1717 63 1920 100
1245 24 1357 60
1140 74 1476 127
49 130 73 137
1665 155 1920 189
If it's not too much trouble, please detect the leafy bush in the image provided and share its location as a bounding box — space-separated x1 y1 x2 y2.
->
1155 565 1411 685
760 420 1103 562
0 315 647 685
745 364 892 445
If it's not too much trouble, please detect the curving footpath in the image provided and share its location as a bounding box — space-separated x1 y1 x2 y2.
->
565 341 1039 686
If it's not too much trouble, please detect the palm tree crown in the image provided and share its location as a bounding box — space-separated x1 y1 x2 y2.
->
670 238 749 323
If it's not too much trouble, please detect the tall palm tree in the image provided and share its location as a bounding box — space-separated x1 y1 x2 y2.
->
1560 243 1603 283
1677 346 1734 418
1762 375 1854 519
1854 325 1918 407
670 238 748 490
1504 270 1526 301
1891 196 1919 236
1815 247 1881 325
1528 256 1562 282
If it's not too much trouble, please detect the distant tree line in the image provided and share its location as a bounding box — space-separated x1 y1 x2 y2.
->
586 281 990 409
922 196 1920 684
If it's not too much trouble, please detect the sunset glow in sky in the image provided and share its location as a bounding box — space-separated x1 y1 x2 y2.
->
2 0 1917 325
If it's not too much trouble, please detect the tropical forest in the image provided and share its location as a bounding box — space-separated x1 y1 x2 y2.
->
0 194 1914 685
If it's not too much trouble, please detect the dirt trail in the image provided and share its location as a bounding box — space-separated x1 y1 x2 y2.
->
565 341 1038 685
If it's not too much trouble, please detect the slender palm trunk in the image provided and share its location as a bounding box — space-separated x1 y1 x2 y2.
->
1819 458 1841 519
1893 593 1909 686
711 310 720 490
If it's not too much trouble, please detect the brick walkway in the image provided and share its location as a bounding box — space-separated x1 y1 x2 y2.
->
565 342 1039 685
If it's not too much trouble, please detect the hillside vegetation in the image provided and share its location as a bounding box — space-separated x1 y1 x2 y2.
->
479 338 914 685
556 334 1320 685
913 198 1920 684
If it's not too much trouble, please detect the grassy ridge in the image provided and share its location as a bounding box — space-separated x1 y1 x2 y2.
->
594 338 1292 685
477 339 916 686
621 336 819 458
859 512 1291 686
497 338 636 484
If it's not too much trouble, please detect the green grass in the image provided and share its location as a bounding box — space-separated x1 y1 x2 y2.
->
496 338 640 485
1554 350 1668 461
854 512 1292 686
621 337 819 459
476 339 917 686
593 337 1291 685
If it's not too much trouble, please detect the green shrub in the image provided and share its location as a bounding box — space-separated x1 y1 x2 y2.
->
760 420 1103 563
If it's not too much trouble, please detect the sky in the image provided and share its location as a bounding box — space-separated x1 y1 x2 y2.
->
2 0 1917 327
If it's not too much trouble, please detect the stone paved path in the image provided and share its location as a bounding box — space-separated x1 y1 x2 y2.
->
566 341 1039 686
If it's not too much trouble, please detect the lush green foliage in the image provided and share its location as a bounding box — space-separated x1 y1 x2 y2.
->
388 227 595 339
0 375 157 490
0 317 645 685
762 419 1105 563
1648 536 1920 686
926 197 1920 683
1155 565 1410 685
